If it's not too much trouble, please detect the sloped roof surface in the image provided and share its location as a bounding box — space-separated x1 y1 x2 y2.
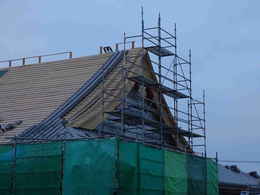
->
20 51 124 141
65 49 147 129
0 48 185 150
0 53 112 143
218 164 260 186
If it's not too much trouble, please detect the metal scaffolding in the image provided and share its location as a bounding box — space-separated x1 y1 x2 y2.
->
0 10 207 157
102 8 207 157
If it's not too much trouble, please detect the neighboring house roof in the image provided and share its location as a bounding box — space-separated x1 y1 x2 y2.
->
0 48 187 149
218 164 260 187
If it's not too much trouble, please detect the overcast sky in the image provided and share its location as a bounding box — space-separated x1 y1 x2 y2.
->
0 0 259 172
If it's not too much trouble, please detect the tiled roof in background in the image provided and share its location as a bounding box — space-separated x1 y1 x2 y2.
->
218 164 260 186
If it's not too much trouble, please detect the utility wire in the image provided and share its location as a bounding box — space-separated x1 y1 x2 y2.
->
219 160 260 164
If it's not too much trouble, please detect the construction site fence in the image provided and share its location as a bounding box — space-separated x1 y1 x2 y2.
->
0 137 219 195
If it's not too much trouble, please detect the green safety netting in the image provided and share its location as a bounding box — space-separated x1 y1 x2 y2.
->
0 145 14 195
207 159 219 195
0 138 219 195
63 138 117 195
187 155 207 195
139 144 164 195
165 150 188 195
118 140 138 195
15 142 63 195
118 141 164 195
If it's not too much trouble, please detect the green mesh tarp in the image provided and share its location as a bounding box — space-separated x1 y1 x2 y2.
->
15 142 62 195
118 141 165 195
63 138 117 195
0 70 7 78
0 138 219 195
187 155 207 195
118 140 138 195
0 145 14 195
165 150 188 195
207 159 219 195
139 144 164 195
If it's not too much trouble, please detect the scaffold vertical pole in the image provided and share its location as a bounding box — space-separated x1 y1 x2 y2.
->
141 7 144 48
120 32 127 136
101 72 105 136
189 49 193 150
158 13 163 146
203 90 207 158
173 23 180 148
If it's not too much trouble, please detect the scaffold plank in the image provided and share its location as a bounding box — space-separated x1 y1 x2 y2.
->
128 75 189 99
147 46 175 57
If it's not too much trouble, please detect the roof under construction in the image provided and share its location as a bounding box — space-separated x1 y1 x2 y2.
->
0 48 188 150
0 52 113 143
0 14 208 156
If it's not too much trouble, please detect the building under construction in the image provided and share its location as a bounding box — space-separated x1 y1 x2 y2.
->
0 12 219 194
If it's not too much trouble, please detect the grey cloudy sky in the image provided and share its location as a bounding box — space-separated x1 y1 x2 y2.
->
0 0 259 172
